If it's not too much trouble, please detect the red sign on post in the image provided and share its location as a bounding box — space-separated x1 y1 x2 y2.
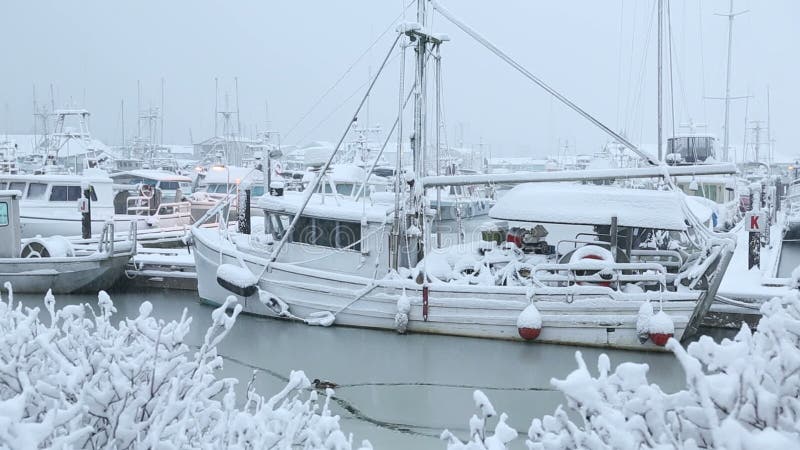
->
745 212 767 233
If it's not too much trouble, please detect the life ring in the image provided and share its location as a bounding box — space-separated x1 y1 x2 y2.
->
569 245 614 287
139 183 154 199
273 161 283 175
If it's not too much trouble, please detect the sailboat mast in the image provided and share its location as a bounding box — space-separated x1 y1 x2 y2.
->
412 0 427 177
657 0 663 161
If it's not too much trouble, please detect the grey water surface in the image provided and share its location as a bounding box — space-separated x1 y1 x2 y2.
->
17 287 692 449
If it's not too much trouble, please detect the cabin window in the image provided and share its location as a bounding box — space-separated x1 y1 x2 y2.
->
160 181 179 190
8 182 26 195
336 184 354 196
0 202 8 226
252 186 265 197
27 183 47 200
289 215 361 251
50 185 97 202
0 182 7 190
335 221 360 250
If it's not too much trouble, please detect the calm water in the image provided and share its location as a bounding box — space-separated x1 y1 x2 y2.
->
15 286 695 449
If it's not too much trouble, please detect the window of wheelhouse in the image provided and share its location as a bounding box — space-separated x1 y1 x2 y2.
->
8 182 26 195
287 214 361 251
27 183 47 199
50 185 97 201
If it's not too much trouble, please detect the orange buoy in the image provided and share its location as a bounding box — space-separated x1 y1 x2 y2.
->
649 332 673 346
517 304 542 340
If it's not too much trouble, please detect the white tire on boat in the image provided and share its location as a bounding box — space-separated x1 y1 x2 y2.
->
21 236 75 258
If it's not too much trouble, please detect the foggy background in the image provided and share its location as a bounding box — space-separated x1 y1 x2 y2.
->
0 0 796 161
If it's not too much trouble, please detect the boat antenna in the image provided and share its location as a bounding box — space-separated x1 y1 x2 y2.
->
429 0 658 166
214 77 219 137
269 33 403 263
161 77 166 146
235 76 242 136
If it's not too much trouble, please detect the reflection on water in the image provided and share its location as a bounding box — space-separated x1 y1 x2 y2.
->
16 287 692 449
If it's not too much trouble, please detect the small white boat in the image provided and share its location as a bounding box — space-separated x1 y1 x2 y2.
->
0 169 193 242
0 190 135 293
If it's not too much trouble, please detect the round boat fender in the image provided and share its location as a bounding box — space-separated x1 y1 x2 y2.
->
569 245 614 287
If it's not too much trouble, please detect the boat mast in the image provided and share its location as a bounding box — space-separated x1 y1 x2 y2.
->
718 0 747 162
412 0 427 179
657 0 663 161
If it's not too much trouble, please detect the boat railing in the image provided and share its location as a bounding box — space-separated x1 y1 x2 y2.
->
155 201 192 217
126 194 191 217
532 261 668 290
629 249 684 270
97 222 115 254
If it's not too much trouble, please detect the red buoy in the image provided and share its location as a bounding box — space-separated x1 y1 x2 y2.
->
649 332 673 346
518 327 541 340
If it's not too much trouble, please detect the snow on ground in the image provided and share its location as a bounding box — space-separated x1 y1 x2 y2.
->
443 289 800 449
0 287 369 449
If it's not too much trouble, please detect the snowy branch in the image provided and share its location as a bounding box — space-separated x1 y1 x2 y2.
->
445 291 800 449
0 287 370 450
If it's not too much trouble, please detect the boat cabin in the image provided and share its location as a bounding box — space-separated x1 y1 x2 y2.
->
666 134 717 164
110 170 192 215
483 183 711 290
256 190 402 275
0 172 112 205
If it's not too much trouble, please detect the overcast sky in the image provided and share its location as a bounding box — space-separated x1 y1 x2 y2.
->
1 0 797 161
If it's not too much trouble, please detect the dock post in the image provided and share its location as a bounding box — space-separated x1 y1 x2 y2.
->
238 188 251 235
81 186 92 239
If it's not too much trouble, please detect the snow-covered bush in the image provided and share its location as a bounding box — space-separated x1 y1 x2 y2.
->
0 286 369 449
446 291 800 449
441 390 518 450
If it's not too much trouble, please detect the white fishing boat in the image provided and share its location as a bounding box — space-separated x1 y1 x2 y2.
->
0 190 135 293
193 176 734 350
192 1 736 350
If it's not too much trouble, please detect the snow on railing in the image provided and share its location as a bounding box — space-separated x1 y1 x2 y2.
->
442 290 800 449
0 287 370 449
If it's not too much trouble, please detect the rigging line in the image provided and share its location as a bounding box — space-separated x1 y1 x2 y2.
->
355 84 416 199
622 0 639 135
270 33 402 263
628 0 657 145
615 0 626 128
430 0 656 165
292 51 400 146
283 0 415 141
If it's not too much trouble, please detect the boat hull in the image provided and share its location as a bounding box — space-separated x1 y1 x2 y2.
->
0 253 131 294
193 229 691 350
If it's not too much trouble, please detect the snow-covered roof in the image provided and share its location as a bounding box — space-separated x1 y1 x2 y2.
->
0 170 112 184
0 134 111 158
110 170 192 182
201 166 264 184
257 190 394 223
489 183 690 230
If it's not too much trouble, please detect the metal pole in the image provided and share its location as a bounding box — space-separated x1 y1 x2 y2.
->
723 0 735 162
435 45 442 248
767 86 773 165
657 0 663 161
392 41 407 270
